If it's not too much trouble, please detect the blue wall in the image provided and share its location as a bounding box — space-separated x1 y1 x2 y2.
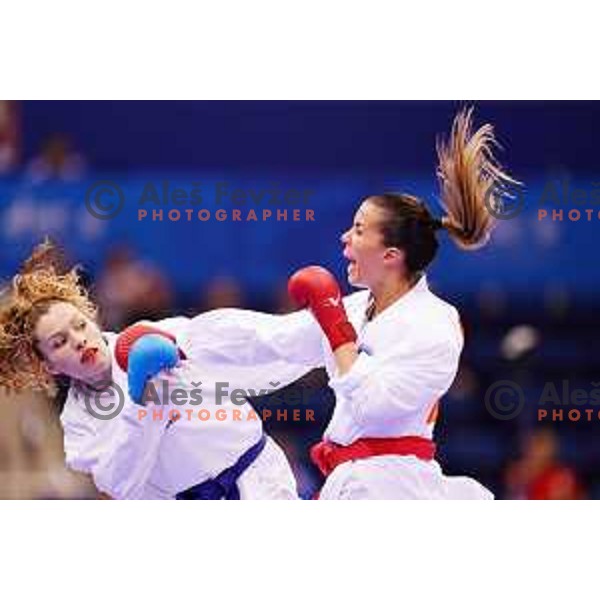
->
20 101 600 173
1 171 598 301
2 101 599 300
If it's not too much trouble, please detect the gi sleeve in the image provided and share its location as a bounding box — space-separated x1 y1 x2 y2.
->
61 385 167 499
61 401 103 476
181 307 326 372
91 401 167 499
328 323 462 425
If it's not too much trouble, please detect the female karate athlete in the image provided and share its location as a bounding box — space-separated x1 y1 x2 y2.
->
0 242 308 499
204 108 517 499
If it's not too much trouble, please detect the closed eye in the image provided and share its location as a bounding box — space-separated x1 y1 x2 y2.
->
51 336 66 350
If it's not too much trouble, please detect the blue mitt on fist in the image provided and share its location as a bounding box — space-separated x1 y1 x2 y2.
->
127 334 179 404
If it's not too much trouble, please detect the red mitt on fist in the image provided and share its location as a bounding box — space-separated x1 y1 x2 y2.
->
288 266 357 351
114 323 185 371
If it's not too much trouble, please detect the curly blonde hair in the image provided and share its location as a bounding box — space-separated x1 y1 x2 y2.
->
0 240 97 394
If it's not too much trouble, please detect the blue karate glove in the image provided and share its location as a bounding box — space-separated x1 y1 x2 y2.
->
115 323 182 405
127 334 179 404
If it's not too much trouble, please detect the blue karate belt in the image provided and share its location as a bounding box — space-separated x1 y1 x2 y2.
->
176 435 267 500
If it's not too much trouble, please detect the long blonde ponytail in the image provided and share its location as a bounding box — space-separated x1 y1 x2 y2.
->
436 107 519 250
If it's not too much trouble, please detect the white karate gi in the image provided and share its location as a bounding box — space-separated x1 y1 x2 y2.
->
198 275 493 500
60 318 308 500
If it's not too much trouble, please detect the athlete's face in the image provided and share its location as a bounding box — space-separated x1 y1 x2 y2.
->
341 199 405 288
35 302 111 385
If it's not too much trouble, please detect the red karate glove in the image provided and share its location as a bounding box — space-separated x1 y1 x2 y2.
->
114 323 184 372
288 266 357 352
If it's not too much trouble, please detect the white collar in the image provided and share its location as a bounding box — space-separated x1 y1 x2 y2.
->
365 274 429 323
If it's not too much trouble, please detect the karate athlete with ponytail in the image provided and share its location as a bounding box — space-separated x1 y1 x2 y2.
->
211 108 518 499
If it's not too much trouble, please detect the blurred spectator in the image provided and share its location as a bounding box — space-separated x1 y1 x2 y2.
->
504 429 584 499
272 280 297 314
448 364 480 401
199 275 244 311
25 133 87 183
0 389 96 499
95 244 174 330
500 325 541 361
0 100 20 174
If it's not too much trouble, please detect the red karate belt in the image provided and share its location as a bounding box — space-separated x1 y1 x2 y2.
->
310 436 436 477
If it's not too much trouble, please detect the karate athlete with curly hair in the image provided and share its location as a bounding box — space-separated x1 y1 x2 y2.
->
0 243 308 500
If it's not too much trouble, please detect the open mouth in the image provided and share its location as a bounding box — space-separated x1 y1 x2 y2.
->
81 348 98 365
347 261 359 280
343 247 358 276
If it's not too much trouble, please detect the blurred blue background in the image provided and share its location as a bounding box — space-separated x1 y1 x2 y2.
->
0 100 599 499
